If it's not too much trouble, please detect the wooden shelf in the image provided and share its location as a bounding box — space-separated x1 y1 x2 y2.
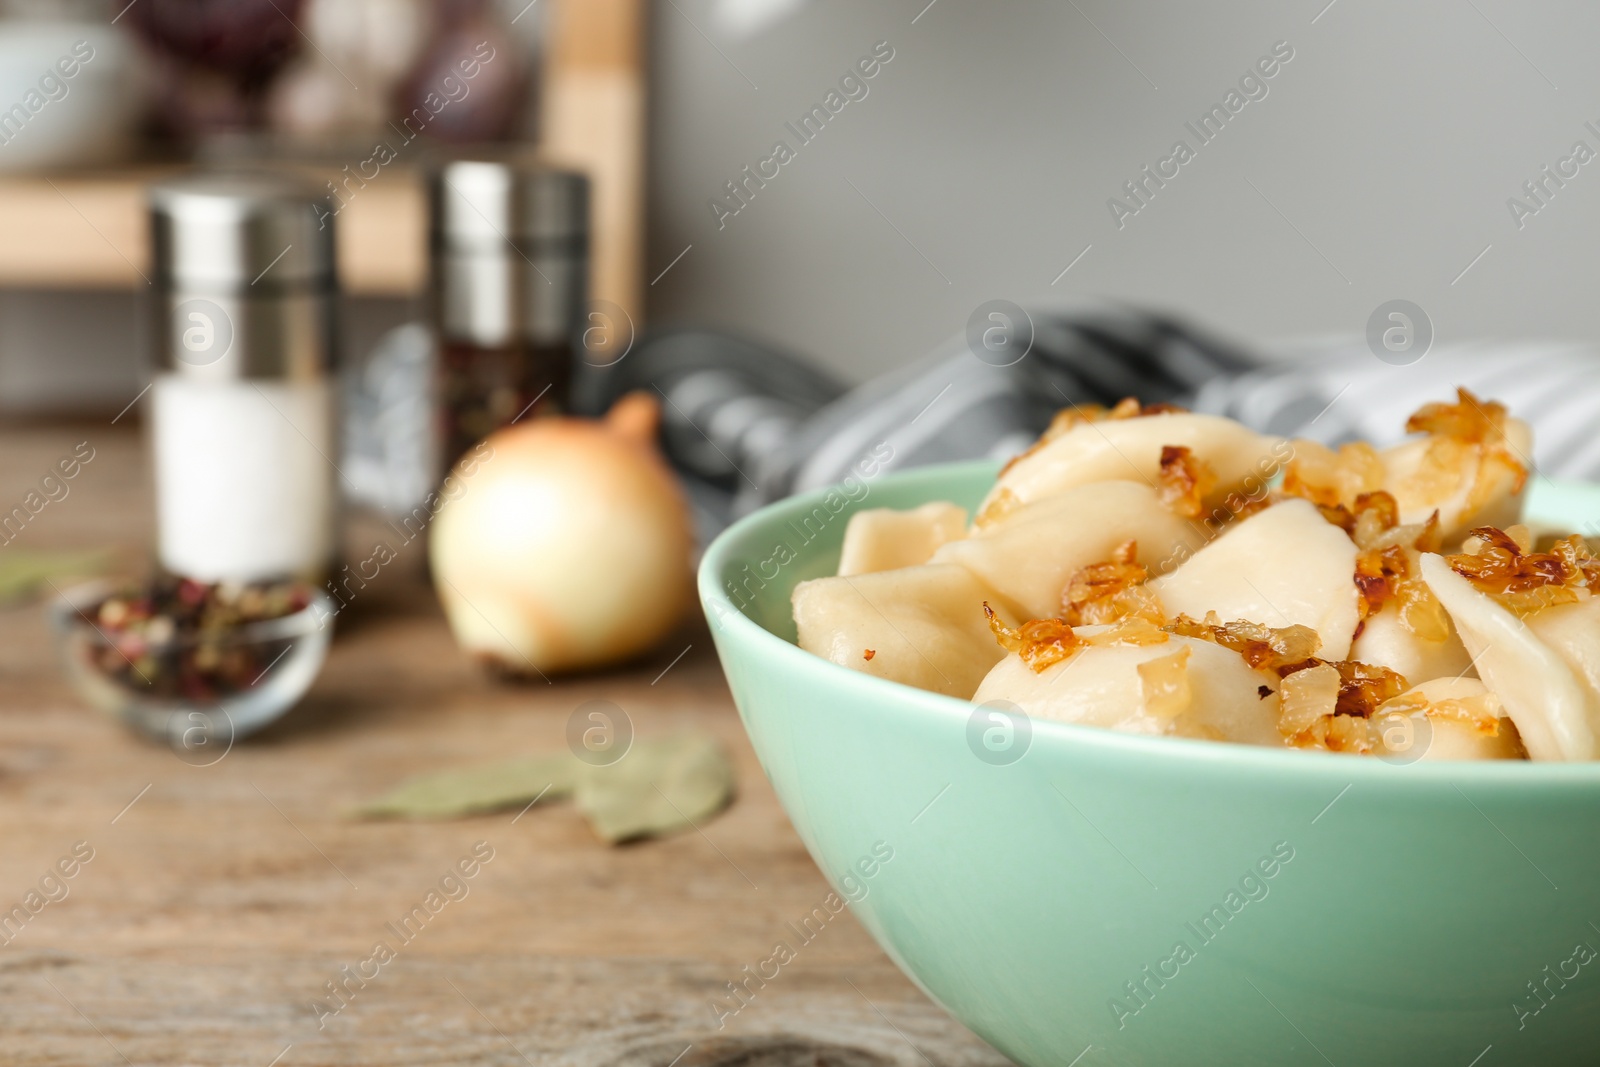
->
0 0 646 312
0 167 426 296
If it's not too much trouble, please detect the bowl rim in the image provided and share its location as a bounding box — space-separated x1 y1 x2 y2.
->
699 460 1600 786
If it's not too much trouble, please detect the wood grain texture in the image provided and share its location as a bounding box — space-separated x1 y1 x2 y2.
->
0 421 1009 1066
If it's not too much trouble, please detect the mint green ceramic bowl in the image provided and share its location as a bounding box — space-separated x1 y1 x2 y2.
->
700 461 1600 1067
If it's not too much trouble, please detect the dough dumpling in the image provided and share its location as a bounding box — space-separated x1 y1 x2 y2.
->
1420 553 1600 761
1524 596 1600 711
793 564 1021 699
837 502 967 576
1381 416 1532 540
1372 677 1525 762
972 632 1282 746
1350 602 1473 682
933 481 1206 619
1150 499 1360 659
981 412 1284 514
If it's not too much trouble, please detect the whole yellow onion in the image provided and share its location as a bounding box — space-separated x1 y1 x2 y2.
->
430 393 696 674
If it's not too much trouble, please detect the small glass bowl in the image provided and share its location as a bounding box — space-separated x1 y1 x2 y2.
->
49 581 334 754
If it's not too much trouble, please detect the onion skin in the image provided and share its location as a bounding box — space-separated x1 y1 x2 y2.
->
430 395 696 674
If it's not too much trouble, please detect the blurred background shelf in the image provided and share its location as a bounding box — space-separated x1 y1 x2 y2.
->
0 166 426 294
0 0 643 414
0 0 643 301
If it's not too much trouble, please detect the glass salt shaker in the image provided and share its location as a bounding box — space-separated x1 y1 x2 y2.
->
147 172 340 585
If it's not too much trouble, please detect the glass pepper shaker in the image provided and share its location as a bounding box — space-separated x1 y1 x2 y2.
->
429 155 589 475
147 172 340 585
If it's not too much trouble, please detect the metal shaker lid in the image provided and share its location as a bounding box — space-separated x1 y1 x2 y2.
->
150 172 336 293
430 156 588 254
429 155 589 347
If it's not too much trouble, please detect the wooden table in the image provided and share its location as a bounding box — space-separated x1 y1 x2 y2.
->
0 420 1009 1066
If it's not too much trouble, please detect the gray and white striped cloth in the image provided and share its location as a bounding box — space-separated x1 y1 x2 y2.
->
589 306 1600 537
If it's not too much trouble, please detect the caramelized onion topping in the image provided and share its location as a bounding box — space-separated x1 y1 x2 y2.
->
1303 490 1445 627
1165 612 1321 671
1137 645 1193 722
984 603 1081 672
1282 440 1385 510
974 486 1023 529
1406 387 1529 510
1157 445 1217 519
1447 526 1600 613
1061 540 1156 625
1406 387 1513 445
1376 689 1503 737
986 602 1170 674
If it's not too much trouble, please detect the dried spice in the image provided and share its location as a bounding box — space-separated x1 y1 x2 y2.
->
353 734 735 845
354 754 579 819
575 733 735 844
1156 445 1216 519
79 575 311 701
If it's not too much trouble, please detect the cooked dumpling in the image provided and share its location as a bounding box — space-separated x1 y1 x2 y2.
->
980 411 1284 514
1381 416 1532 539
1283 392 1531 543
1150 499 1360 659
971 632 1282 746
1524 596 1600 710
1350 602 1473 682
837 502 968 576
1419 553 1600 761
933 481 1206 619
792 564 1021 699
1371 677 1525 761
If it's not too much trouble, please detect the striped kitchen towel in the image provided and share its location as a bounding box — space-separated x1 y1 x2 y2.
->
595 305 1600 535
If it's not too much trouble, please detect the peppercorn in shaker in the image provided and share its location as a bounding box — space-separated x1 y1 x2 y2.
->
147 173 340 585
430 156 589 475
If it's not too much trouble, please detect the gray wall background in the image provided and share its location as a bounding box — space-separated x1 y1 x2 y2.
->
645 0 1600 383
5 1 1592 410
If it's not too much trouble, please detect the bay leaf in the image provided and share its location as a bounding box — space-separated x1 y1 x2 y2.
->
575 733 735 844
0 549 109 607
353 752 579 820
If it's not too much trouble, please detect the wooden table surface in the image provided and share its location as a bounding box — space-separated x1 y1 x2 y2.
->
0 420 1010 1067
